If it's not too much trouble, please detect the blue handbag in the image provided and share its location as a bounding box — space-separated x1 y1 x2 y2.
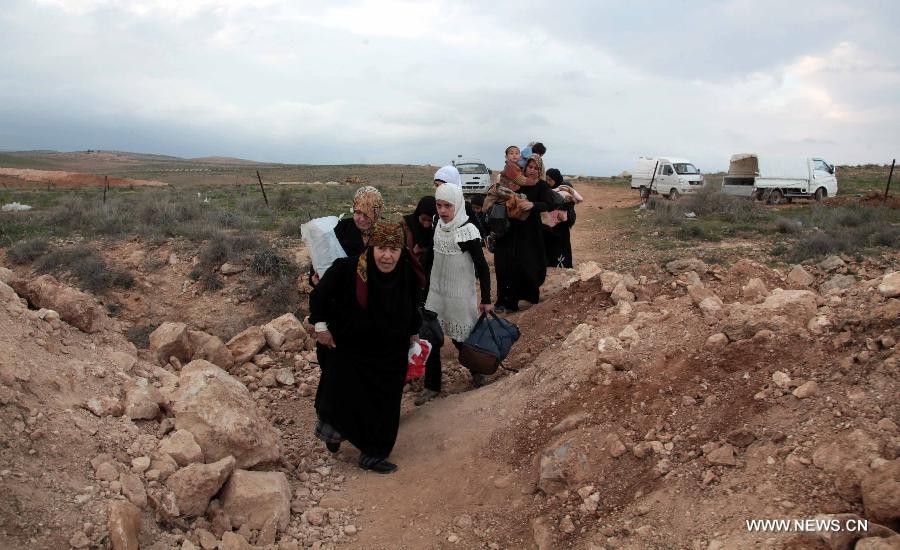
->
459 311 520 375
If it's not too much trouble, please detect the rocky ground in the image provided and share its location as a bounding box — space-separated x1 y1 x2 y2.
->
0 183 898 550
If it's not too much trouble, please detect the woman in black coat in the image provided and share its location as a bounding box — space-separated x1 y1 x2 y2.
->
309 221 422 474
493 155 562 312
543 168 578 268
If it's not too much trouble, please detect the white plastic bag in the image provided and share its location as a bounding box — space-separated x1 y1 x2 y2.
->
301 216 347 278
2 202 32 212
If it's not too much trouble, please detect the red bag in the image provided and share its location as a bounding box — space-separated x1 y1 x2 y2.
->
406 339 432 382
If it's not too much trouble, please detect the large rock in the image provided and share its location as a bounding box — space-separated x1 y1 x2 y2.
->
788 265 815 287
9 274 108 332
149 322 191 365
576 261 602 282
165 456 236 517
157 429 204 466
535 439 590 495
820 274 857 294
861 459 900 529
262 327 285 351
721 290 818 340
120 473 147 509
107 500 141 550
188 330 234 370
878 272 900 298
124 378 163 420
563 324 595 349
0 266 12 284
742 278 768 303
818 255 846 272
813 429 882 473
219 470 291 532
600 271 624 293
666 258 708 274
171 360 281 468
226 326 266 364
610 282 635 304
0 280 24 306
263 313 305 343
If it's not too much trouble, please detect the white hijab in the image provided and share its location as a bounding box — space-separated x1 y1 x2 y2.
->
434 165 461 187
435 181 468 233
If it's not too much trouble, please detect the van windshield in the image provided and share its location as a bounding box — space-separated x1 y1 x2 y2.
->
674 163 700 175
456 163 488 175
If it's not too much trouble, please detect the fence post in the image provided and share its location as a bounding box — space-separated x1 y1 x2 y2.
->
257 170 270 207
883 159 896 205
103 175 108 203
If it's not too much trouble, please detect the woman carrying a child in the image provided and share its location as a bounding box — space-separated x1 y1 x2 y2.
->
543 168 583 268
486 149 562 312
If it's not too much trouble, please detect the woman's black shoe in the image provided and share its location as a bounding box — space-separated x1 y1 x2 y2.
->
359 456 398 474
326 441 340 453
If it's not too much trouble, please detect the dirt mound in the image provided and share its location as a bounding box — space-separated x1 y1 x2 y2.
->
0 167 169 188
826 192 900 209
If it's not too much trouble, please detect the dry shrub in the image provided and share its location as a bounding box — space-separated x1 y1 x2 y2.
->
6 236 50 264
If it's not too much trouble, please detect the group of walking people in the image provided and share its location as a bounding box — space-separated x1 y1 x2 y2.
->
307 143 582 473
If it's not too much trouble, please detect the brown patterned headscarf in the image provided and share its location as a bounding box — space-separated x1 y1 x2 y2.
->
352 186 384 221
354 221 425 309
371 221 405 248
525 154 546 183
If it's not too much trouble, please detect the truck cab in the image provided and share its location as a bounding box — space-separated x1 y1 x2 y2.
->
452 158 492 196
631 156 705 199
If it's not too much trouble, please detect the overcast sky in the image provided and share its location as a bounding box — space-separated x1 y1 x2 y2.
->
1 0 898 175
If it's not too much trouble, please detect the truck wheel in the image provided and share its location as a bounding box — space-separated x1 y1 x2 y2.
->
766 189 784 206
668 188 679 200
814 187 826 201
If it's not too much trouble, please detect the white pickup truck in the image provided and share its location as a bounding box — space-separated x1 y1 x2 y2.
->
630 156 704 200
721 154 838 204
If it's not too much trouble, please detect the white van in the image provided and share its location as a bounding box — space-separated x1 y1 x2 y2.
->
452 157 492 196
721 154 838 204
630 156 704 199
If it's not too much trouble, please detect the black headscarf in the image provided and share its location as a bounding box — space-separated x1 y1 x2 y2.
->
403 196 437 249
546 168 565 189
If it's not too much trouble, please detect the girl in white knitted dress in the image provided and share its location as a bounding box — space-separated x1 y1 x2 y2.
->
417 183 493 404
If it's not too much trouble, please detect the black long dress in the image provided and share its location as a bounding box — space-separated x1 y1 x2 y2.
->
493 180 560 310
544 184 577 268
309 251 421 458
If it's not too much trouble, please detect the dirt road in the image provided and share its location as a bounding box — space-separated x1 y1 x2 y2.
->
281 183 643 548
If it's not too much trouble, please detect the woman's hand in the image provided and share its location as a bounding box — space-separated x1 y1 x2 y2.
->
409 334 420 344
478 303 494 314
317 330 336 349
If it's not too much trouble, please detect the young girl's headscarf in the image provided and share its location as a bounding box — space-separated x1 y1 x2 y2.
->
435 180 468 233
434 165 461 187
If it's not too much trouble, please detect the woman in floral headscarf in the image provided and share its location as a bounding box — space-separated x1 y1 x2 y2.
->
334 185 385 256
308 186 385 287
309 220 422 474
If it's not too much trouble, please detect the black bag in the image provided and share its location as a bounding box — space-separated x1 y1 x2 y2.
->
458 311 520 375
418 308 444 346
488 202 510 238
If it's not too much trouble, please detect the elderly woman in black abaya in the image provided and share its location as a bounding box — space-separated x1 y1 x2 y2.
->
309 221 422 473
